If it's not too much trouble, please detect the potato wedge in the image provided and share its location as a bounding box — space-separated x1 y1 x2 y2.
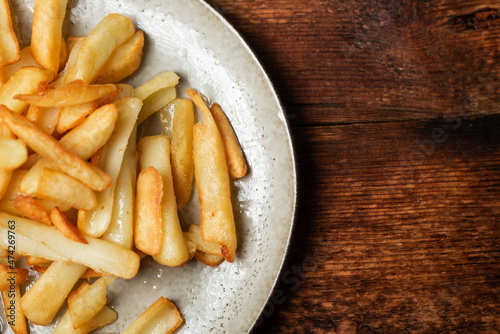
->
13 195 51 226
65 14 135 84
0 264 29 291
0 212 140 278
0 106 112 191
50 207 87 243
211 103 247 179
54 305 117 334
78 97 142 237
159 99 194 210
15 81 118 107
2 286 28 334
94 30 144 84
122 297 183 334
20 261 87 326
67 278 107 329
36 168 97 211
0 66 54 113
138 135 189 266
188 89 237 262
31 0 68 73
0 0 20 66
194 251 225 267
0 138 27 169
134 166 163 255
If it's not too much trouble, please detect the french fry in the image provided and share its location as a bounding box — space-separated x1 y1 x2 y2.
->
135 71 179 100
30 266 110 279
65 14 135 84
138 135 189 266
0 264 29 290
0 0 20 66
0 66 54 113
78 97 142 237
0 212 140 278
185 239 196 262
159 99 194 210
194 251 225 267
211 103 247 179
20 261 87 325
138 86 176 124
36 168 97 211
94 30 145 84
0 106 112 191
1 47 40 81
188 89 237 263
54 305 117 334
13 195 51 226
15 80 119 107
134 166 163 255
31 0 68 74
59 35 67 71
101 130 137 249
184 224 223 256
33 106 61 135
122 297 183 334
0 138 27 169
67 278 107 329
116 83 136 98
52 37 84 87
2 286 28 334
50 207 87 243
24 255 51 266
0 169 11 201
56 102 97 133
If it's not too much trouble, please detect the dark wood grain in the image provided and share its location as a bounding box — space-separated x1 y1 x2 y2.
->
204 0 500 333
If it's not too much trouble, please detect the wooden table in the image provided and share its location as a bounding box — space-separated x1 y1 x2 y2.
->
207 0 500 333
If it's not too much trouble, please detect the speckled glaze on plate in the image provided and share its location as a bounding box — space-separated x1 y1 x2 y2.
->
4 0 296 333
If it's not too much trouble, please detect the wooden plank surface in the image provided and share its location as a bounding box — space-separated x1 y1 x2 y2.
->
205 0 500 333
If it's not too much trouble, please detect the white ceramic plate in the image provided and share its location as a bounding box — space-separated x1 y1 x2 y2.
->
4 0 296 333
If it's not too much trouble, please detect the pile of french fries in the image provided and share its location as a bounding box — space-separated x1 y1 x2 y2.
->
0 0 247 333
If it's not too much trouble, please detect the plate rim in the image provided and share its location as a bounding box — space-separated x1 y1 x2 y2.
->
194 0 299 331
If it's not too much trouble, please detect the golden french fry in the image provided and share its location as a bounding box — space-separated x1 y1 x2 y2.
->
159 99 194 210
15 80 118 107
50 207 87 243
0 212 140 278
65 14 135 84
30 266 110 279
134 166 163 255
0 169 11 201
185 239 196 262
135 71 179 100
0 106 112 191
1 47 40 81
211 103 247 179
188 89 237 263
0 66 54 113
52 37 84 87
2 286 28 334
94 30 144 84
184 224 223 256
67 278 107 329
138 86 176 124
78 97 142 237
138 135 189 266
54 305 117 334
33 106 61 135
0 0 20 66
24 255 51 266
57 102 97 133
21 261 87 325
101 130 137 249
194 251 225 267
0 138 27 169
0 264 29 291
13 195 51 226
59 35 67 71
123 297 183 334
37 168 97 211
31 0 68 73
